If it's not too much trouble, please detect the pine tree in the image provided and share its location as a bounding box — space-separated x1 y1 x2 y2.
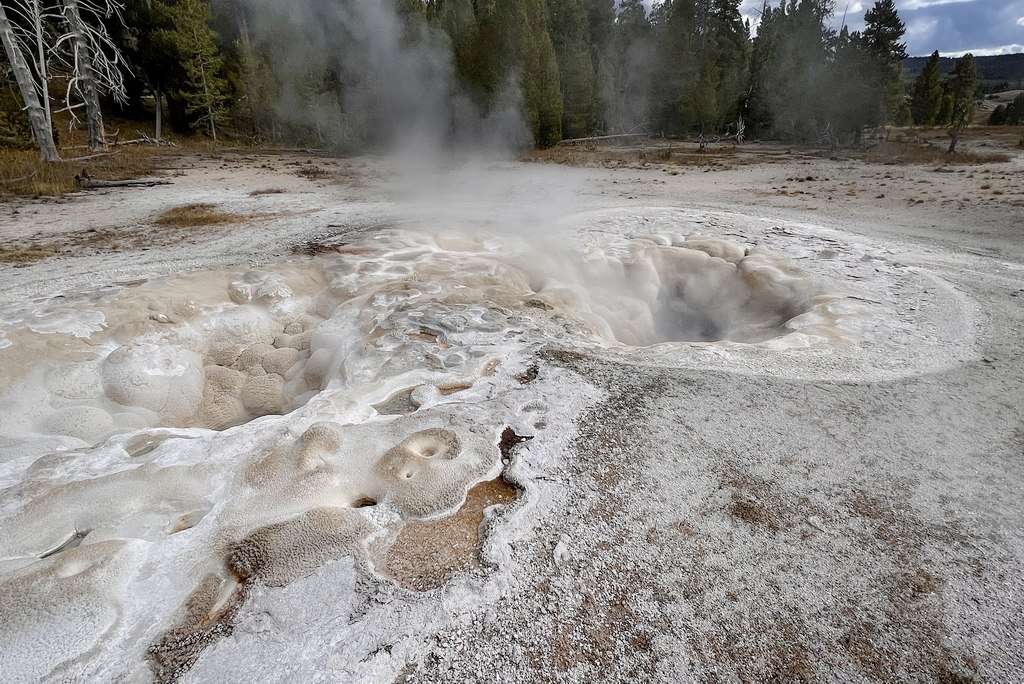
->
582 0 615 131
532 15 564 146
690 55 719 133
602 0 652 133
439 0 478 86
910 51 942 125
160 0 230 141
709 0 750 129
650 0 700 135
825 28 878 142
478 0 564 146
989 104 1008 126
862 0 906 64
947 52 977 153
861 0 907 123
935 86 954 126
546 0 596 138
1006 92 1024 125
233 19 279 144
748 0 834 141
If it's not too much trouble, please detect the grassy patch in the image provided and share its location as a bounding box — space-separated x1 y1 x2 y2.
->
0 245 58 264
296 165 330 180
0 146 170 197
527 142 739 169
154 203 242 227
249 187 287 196
0 118 216 198
861 140 1010 166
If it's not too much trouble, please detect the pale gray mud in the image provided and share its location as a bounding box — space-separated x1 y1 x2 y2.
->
0 150 1021 683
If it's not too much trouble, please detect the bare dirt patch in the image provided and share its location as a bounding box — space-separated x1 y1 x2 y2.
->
379 477 519 591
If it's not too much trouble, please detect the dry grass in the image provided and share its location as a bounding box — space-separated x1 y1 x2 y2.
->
0 146 169 197
154 203 242 227
528 142 739 169
532 128 1017 173
861 140 1010 166
296 164 330 180
0 119 216 198
249 187 287 196
0 245 58 264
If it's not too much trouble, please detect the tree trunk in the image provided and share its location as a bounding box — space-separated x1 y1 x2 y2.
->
947 127 961 154
31 0 52 129
948 110 967 154
193 26 217 142
63 0 105 151
0 3 59 161
154 85 163 140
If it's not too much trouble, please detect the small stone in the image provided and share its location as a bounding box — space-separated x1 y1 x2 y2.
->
553 536 570 566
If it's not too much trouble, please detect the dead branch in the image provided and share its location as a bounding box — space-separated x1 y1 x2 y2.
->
74 168 171 188
78 132 175 147
135 130 175 146
65 151 117 161
219 147 326 154
0 171 38 184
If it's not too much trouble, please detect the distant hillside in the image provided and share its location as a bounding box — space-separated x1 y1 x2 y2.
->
903 53 1024 89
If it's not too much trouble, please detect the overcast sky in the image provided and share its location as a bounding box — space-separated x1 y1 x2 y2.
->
641 1 1024 57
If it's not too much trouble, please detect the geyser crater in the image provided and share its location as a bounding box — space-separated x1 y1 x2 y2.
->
0 228 845 458
524 232 840 349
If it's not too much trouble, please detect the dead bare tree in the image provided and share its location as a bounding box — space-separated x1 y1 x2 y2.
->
52 0 128 150
733 117 745 145
0 0 59 160
0 0 128 159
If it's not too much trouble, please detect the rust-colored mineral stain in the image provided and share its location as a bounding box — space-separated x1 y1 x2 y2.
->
380 478 519 591
436 380 474 395
407 329 451 348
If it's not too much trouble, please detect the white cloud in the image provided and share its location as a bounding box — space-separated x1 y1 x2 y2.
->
1017 16 1024 27
901 0 975 8
905 16 941 46
941 44 1024 57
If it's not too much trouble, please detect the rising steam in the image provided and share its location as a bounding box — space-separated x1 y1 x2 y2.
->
225 0 528 154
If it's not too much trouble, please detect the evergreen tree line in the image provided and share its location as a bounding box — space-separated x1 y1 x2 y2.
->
988 92 1024 126
0 0 1006 155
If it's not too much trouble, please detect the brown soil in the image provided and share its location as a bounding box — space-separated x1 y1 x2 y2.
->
379 477 519 591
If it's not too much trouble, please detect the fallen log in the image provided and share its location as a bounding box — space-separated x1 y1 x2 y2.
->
219 147 326 154
74 169 172 189
558 132 651 146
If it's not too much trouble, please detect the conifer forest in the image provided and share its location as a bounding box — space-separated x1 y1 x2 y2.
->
2 0 1018 159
